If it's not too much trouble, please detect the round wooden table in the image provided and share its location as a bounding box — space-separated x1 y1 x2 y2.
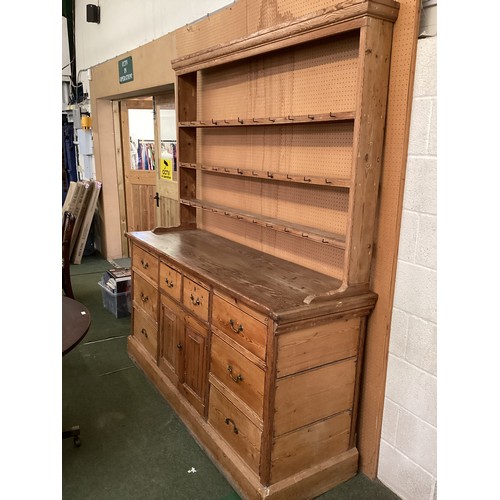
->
62 296 91 356
62 296 91 446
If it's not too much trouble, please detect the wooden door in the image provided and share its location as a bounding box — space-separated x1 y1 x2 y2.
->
154 92 180 228
181 314 208 416
159 294 183 385
120 99 157 232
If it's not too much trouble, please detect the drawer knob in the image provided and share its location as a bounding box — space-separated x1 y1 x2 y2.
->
229 319 243 334
140 292 149 303
176 343 183 350
190 294 201 306
227 365 244 383
224 417 239 434
141 328 148 338
165 278 175 288
140 259 149 269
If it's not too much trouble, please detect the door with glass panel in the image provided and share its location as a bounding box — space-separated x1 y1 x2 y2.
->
120 97 157 232
154 92 179 228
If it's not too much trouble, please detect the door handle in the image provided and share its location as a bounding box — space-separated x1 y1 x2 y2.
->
154 192 160 207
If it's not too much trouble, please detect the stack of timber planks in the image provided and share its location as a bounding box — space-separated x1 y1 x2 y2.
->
62 180 102 264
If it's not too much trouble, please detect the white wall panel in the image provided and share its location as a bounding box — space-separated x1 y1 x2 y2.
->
75 0 233 74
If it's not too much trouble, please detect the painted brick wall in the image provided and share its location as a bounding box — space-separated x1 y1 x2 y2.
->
377 32 437 500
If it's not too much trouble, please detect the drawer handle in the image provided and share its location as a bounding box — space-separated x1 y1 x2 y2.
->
224 418 239 434
190 294 201 306
165 278 175 288
227 365 244 383
140 292 149 303
176 343 183 349
141 328 148 338
140 259 149 269
229 319 243 334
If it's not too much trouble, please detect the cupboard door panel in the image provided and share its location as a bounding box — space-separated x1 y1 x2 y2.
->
181 315 209 416
159 295 183 385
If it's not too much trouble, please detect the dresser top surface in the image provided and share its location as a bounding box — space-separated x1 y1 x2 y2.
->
128 228 375 320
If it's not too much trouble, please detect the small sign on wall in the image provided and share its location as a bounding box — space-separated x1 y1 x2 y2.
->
118 56 133 84
161 158 173 180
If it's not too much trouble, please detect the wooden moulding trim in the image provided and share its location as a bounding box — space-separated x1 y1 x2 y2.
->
172 0 399 74
179 163 351 189
180 198 347 249
263 448 358 499
274 291 377 326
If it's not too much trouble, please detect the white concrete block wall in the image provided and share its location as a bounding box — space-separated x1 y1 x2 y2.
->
378 33 437 500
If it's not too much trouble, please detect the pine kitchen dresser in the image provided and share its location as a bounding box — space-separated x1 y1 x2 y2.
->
127 1 400 498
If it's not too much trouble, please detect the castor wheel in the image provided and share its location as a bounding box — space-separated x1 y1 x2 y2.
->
63 425 81 446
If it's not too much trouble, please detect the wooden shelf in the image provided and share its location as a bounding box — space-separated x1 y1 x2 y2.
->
179 163 351 189
180 198 346 249
179 112 355 128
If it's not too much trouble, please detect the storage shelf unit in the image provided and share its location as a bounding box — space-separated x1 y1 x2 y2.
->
173 0 399 287
127 1 399 498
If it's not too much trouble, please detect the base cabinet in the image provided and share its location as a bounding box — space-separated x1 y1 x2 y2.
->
127 230 377 499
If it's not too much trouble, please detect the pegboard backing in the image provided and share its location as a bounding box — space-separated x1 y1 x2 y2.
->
175 0 353 59
198 123 354 179
175 1 248 59
201 210 345 279
246 0 350 33
200 173 349 235
199 33 360 119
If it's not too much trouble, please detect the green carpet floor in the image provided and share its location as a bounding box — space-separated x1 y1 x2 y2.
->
62 252 400 500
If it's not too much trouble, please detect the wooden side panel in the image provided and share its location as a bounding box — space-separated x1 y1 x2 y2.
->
270 411 351 483
177 72 198 225
345 18 394 286
276 317 360 377
358 0 421 478
274 358 356 436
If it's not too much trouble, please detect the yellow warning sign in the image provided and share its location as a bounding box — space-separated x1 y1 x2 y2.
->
160 158 172 180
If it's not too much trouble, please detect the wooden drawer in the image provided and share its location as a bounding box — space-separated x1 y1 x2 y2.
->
212 294 267 360
210 333 265 418
133 307 158 361
132 245 159 283
133 272 158 321
208 385 262 474
183 276 209 322
159 262 182 302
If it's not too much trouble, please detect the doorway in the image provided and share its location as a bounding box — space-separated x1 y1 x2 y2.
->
118 90 179 239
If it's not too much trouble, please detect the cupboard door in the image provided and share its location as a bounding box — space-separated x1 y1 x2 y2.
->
181 314 209 416
159 295 183 385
